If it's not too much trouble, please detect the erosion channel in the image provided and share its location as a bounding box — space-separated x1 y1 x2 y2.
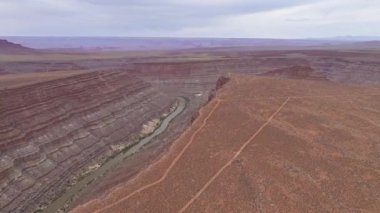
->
42 97 188 213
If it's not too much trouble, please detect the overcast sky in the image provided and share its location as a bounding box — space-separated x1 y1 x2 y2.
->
1 0 380 38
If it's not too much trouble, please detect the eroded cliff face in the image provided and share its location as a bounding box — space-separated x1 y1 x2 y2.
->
131 62 225 105
0 71 173 212
2 49 380 85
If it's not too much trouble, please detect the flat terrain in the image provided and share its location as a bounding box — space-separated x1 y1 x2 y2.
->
72 75 380 212
0 70 89 90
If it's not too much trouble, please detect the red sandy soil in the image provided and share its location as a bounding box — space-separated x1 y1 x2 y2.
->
71 74 380 213
1 47 380 212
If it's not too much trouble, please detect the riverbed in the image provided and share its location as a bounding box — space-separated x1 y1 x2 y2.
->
42 97 187 213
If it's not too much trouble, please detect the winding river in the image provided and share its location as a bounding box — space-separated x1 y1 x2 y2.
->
42 97 187 213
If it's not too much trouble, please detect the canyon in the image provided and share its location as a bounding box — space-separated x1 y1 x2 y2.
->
0 39 379 212
0 70 175 212
72 74 380 213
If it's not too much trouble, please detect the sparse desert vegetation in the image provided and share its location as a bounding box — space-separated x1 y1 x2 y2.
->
0 38 380 212
2 0 380 211
71 75 380 213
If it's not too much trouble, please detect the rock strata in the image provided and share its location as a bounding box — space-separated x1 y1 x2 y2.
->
0 71 172 212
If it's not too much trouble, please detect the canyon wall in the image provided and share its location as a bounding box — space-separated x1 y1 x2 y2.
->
0 71 173 212
3 50 380 84
1 48 380 212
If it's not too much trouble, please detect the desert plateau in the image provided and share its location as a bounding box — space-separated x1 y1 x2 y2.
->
1 1 380 212
0 38 379 212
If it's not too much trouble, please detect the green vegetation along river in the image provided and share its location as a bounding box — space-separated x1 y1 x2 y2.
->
42 97 187 213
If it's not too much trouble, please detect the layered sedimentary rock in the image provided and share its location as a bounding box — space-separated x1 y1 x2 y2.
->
132 63 221 94
0 71 173 212
66 74 231 209
1 48 379 212
72 75 380 213
310 57 380 84
2 49 380 85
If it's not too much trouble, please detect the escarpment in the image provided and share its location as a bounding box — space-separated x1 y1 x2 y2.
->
310 57 380 84
131 62 224 102
0 71 173 212
1 47 379 212
260 65 328 80
0 39 35 54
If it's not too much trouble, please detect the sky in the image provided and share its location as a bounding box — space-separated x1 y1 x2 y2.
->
0 0 380 38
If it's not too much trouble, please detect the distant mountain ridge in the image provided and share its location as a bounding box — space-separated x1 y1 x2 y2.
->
0 39 35 54
1 37 350 51
2 36 379 51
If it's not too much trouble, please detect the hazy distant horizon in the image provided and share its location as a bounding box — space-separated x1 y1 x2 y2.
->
1 0 379 38
3 35 380 51
3 35 380 40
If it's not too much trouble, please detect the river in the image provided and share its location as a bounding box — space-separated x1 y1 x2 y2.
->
42 97 187 213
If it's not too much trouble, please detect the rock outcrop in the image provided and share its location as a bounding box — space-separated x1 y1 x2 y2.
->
0 39 35 54
0 71 173 212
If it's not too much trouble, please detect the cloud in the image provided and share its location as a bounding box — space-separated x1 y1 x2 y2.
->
173 0 380 38
0 0 379 38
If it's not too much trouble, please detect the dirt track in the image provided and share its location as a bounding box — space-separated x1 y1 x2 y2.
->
72 74 380 212
178 97 290 212
2 43 380 213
